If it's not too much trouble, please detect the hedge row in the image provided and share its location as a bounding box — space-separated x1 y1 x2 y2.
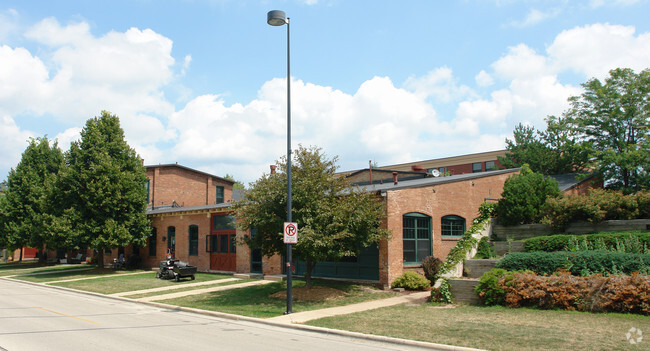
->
542 189 650 230
475 269 650 315
495 251 650 276
524 231 650 253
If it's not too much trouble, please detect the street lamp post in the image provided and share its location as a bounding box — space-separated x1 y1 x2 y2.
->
267 9 293 315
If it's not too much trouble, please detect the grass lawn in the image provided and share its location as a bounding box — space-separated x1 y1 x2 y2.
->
307 304 650 351
49 271 231 294
122 278 254 299
12 267 136 282
159 279 398 318
0 262 96 277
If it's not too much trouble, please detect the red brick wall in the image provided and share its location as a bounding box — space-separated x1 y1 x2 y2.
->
380 171 515 286
146 166 233 208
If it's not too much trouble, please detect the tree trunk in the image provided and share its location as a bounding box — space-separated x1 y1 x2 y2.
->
19 247 23 262
305 261 316 289
38 248 45 263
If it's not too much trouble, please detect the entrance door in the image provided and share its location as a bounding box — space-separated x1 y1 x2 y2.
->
167 226 176 257
207 234 236 271
250 228 262 273
207 214 236 272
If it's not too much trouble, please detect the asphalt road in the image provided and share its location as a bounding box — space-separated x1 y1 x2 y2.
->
0 279 439 351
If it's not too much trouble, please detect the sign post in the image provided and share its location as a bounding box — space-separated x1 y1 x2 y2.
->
283 222 297 314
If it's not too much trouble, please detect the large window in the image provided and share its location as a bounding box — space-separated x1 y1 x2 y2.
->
145 180 150 204
213 214 235 230
441 215 466 237
149 228 157 257
167 226 176 255
189 225 199 256
216 186 225 204
402 213 432 264
485 161 497 171
472 162 482 173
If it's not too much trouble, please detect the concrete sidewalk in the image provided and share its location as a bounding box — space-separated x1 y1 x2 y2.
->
268 291 430 324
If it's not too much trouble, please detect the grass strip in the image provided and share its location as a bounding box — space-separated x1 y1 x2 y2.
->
0 263 98 277
307 304 650 351
158 279 397 318
50 272 231 294
122 279 253 299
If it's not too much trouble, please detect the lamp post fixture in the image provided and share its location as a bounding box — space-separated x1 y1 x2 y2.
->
267 9 293 315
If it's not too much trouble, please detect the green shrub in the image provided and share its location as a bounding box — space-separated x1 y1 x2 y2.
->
542 189 648 230
524 231 650 253
391 271 431 290
475 237 496 259
421 256 443 284
475 202 498 224
496 251 650 276
430 278 453 304
496 165 561 226
475 268 512 306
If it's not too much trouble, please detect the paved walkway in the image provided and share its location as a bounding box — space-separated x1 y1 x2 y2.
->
110 277 241 297
135 279 275 302
268 291 431 324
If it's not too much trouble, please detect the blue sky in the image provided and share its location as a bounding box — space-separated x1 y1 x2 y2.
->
1 0 649 184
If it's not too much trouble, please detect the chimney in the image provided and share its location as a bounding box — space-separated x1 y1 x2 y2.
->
270 165 277 174
393 172 398 185
411 165 426 173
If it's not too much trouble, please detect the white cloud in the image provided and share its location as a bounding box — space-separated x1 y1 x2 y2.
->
475 70 494 87
547 23 650 79
509 8 561 28
403 67 475 103
0 115 33 175
54 127 82 150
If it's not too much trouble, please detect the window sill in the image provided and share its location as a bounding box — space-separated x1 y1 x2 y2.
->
441 236 462 241
403 264 422 268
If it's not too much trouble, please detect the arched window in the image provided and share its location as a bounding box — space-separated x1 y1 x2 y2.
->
441 215 466 237
402 213 432 264
189 225 199 256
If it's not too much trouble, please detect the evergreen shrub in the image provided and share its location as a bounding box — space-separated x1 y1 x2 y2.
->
496 251 650 276
391 271 431 290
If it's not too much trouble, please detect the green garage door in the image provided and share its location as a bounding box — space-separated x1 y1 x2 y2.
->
294 244 379 281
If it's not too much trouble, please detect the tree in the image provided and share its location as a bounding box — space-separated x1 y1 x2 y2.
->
234 146 389 288
496 165 561 226
499 117 589 175
224 174 245 190
0 137 64 261
566 68 650 193
56 111 150 267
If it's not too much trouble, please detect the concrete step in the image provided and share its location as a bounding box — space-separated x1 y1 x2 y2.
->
448 278 480 304
263 274 286 281
491 241 525 256
463 259 498 279
233 273 264 279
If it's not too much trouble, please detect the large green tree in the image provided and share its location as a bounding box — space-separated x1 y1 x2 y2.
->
0 137 64 261
499 116 589 175
566 68 649 193
56 111 150 267
234 146 390 288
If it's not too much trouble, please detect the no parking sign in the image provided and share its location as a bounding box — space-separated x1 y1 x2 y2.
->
283 222 298 244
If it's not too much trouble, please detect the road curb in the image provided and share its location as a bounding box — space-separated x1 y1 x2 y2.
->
1 276 485 351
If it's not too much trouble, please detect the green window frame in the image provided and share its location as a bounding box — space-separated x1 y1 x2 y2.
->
485 161 497 171
472 162 482 173
189 225 199 256
402 213 432 264
441 215 466 237
216 186 225 204
145 179 150 204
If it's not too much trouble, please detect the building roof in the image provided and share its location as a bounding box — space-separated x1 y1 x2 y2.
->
145 163 234 184
147 202 232 216
549 173 595 192
345 168 520 194
376 149 507 171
